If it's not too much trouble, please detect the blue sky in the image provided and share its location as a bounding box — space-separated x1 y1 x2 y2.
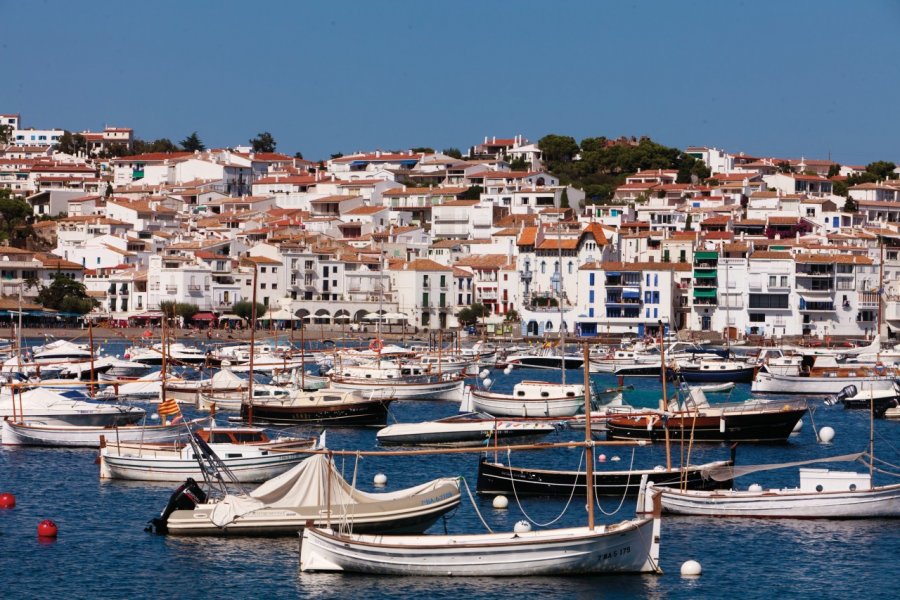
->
4 0 899 164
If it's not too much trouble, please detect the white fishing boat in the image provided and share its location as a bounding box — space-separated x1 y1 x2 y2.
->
151 453 461 536
375 413 556 447
99 426 317 482
651 454 900 518
694 382 736 394
95 371 185 401
0 387 145 428
1 416 200 448
126 342 209 365
330 363 465 401
463 380 585 418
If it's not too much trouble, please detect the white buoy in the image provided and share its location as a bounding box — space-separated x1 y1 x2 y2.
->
150 413 160 421
748 483 763 492
373 473 387 486
492 495 509 509
513 520 532 534
819 426 835 443
611 456 621 462
792 418 804 433
479 369 490 379
681 560 702 577
503 366 513 375
482 378 492 387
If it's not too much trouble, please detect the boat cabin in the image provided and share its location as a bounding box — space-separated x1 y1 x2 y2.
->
798 468 871 493
196 427 270 444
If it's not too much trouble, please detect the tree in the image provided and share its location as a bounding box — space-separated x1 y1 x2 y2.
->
232 299 266 321
459 185 483 200
776 161 794 174
827 163 841 178
843 197 858 212
176 302 199 322
180 131 205 152
866 161 897 180
560 188 570 208
538 134 579 163
37 274 97 314
508 156 529 171
250 131 277 153
0 193 33 240
442 147 463 159
132 138 180 154
56 131 87 155
330 152 344 160
410 147 434 154
104 182 113 197
294 151 304 160
456 303 489 325
0 124 12 145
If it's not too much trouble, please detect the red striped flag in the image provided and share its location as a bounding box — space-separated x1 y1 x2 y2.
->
158 398 181 417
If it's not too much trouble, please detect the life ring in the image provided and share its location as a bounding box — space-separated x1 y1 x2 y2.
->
369 339 384 352
875 362 886 376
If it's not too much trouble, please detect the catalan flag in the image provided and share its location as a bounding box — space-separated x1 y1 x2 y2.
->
158 398 181 417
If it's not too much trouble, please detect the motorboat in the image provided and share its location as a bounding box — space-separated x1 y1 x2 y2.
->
504 346 584 370
376 413 556 447
150 453 461 536
752 355 897 395
126 342 210 365
99 425 317 482
651 455 900 518
241 388 393 426
462 380 585 418
32 339 94 363
476 455 733 497
826 384 900 418
605 386 807 443
673 357 757 384
0 386 145 428
95 371 185 402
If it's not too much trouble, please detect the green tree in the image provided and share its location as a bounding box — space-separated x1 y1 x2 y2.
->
508 156 529 171
56 131 87 155
442 147 463 159
0 193 33 240
250 131 277 153
176 302 199 322
105 182 113 197
776 161 794 174
0 124 12 144
232 299 266 321
132 138 180 154
833 180 849 197
456 303 489 325
560 188 569 208
180 131 205 152
410 147 434 154
843 197 857 212
866 161 897 180
538 134 579 163
330 152 344 160
827 163 841 178
37 274 97 314
459 185 483 200
294 151 304 160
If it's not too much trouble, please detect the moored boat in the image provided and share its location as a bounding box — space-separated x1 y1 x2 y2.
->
376 413 556 447
464 380 585 418
240 389 393 426
1 416 199 448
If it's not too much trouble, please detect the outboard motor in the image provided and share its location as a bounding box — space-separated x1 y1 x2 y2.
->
837 385 858 402
146 478 207 534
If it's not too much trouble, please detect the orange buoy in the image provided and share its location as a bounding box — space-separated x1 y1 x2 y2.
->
0 492 15 509
37 519 58 538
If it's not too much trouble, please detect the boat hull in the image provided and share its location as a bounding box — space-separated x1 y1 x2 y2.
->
476 458 732 496
2 419 193 448
300 520 659 576
240 399 392 427
99 448 309 482
377 422 554 447
469 392 584 418
606 408 806 443
675 366 755 384
507 357 584 370
330 377 464 401
657 483 900 518
752 371 896 395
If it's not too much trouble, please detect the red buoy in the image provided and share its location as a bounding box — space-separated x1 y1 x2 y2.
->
0 492 15 509
37 519 58 538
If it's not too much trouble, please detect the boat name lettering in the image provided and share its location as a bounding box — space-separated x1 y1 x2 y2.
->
602 547 630 560
421 492 453 506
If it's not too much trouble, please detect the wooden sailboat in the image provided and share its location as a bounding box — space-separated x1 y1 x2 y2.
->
299 342 664 576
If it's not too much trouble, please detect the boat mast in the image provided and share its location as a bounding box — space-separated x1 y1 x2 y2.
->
160 312 168 415
582 341 595 530
557 217 565 386
659 319 672 470
877 239 884 347
88 319 96 398
247 262 258 425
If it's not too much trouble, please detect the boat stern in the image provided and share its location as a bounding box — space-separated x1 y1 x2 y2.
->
299 527 345 572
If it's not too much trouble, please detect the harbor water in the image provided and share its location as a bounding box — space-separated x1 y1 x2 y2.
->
2 338 900 598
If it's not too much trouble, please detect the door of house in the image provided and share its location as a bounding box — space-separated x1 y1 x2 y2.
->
701 316 711 331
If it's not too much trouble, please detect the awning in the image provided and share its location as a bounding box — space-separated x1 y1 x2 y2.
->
622 288 641 299
218 313 246 321
695 251 719 260
605 271 621 277
192 312 216 321
693 289 717 298
133 311 163 319
693 271 717 278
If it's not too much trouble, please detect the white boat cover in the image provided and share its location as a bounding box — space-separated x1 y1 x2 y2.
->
210 368 245 389
210 453 453 527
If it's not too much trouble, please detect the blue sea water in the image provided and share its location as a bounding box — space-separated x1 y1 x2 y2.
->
2 338 900 599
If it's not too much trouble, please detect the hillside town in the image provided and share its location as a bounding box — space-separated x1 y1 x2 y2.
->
2 111 900 343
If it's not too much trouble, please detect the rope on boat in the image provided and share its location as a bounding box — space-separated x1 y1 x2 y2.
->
507 447 583 528
594 447 635 517
460 476 493 534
